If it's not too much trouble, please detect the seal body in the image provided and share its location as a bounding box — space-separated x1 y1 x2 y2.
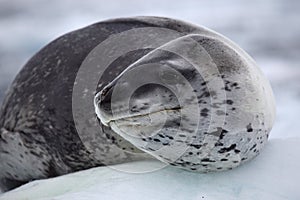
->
0 17 276 192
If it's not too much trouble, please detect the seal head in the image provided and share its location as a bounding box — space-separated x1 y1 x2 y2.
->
95 34 276 172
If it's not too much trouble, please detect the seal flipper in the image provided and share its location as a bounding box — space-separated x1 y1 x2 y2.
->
0 128 28 192
0 178 28 192
0 128 70 191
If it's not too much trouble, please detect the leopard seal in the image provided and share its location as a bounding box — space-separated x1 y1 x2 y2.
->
0 16 276 192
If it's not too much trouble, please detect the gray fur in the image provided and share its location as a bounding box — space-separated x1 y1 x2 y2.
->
0 17 276 192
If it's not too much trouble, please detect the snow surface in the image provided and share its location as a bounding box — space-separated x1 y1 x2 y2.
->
1 138 299 200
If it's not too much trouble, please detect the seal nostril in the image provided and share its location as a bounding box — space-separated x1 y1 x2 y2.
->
101 88 108 99
97 84 115 118
95 86 114 126
101 81 116 99
99 86 112 105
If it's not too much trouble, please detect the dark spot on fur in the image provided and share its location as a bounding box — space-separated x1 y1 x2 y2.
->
231 82 238 87
167 136 174 140
215 142 224 147
201 108 209 113
200 108 209 117
29 150 40 157
190 144 202 149
147 147 156 151
218 144 236 153
225 86 231 91
200 113 208 117
199 91 210 98
250 144 257 151
234 149 241 153
219 129 228 140
247 123 253 132
201 158 216 162
226 100 233 105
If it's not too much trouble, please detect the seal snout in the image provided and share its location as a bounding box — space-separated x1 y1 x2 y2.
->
95 84 114 126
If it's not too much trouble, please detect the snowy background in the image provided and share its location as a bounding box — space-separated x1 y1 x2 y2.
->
0 0 299 199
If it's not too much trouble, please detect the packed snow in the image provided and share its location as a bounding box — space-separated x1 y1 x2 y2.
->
1 138 299 200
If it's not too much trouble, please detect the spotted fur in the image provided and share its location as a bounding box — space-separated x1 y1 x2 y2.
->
0 17 275 192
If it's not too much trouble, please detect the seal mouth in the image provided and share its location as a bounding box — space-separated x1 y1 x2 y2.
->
94 88 183 127
106 106 182 127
